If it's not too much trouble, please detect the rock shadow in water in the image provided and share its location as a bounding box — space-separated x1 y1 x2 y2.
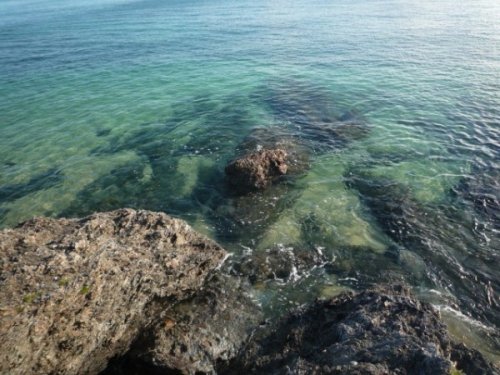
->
0 168 64 203
61 159 157 218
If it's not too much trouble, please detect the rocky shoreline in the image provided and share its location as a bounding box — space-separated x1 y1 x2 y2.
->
0 208 497 375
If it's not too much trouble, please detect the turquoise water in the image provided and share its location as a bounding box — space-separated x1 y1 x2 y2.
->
1 0 499 361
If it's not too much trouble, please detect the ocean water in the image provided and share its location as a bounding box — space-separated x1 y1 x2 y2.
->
1 0 499 362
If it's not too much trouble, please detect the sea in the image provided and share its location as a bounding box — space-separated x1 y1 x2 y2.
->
0 0 499 362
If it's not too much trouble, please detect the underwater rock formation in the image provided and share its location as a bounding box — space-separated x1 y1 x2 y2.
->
453 164 500 230
222 285 498 375
225 148 288 194
346 170 500 330
260 82 370 151
0 209 227 375
231 244 329 284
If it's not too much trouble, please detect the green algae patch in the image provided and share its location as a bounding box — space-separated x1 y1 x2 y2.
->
22 291 42 304
58 278 70 287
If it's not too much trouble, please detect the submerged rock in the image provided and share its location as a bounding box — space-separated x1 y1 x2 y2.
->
346 170 500 329
222 285 498 375
260 82 370 150
213 182 302 246
231 244 329 284
225 148 288 194
0 209 226 375
453 164 500 229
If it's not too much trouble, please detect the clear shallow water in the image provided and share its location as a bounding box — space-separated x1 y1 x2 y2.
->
1 0 499 362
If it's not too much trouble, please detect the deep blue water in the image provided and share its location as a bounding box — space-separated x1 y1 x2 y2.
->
0 0 499 361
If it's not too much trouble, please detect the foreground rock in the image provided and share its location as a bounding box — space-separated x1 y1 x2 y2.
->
106 272 262 375
222 285 498 375
0 209 226 375
225 148 288 194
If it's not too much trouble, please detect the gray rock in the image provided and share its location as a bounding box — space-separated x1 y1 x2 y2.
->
125 272 262 375
222 285 499 375
0 209 226 375
451 342 500 375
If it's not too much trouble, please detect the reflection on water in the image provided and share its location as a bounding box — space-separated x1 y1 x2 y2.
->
1 0 499 363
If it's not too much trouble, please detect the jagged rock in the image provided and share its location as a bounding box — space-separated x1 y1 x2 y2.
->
116 272 262 375
225 149 288 194
221 285 499 375
451 342 499 375
212 128 309 243
0 209 226 375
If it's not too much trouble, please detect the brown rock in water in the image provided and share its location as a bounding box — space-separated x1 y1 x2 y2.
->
0 209 226 375
237 127 310 175
225 148 288 193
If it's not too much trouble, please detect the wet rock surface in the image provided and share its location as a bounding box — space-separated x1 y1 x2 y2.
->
225 148 288 194
222 285 499 375
0 209 227 375
451 343 499 375
236 127 311 176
